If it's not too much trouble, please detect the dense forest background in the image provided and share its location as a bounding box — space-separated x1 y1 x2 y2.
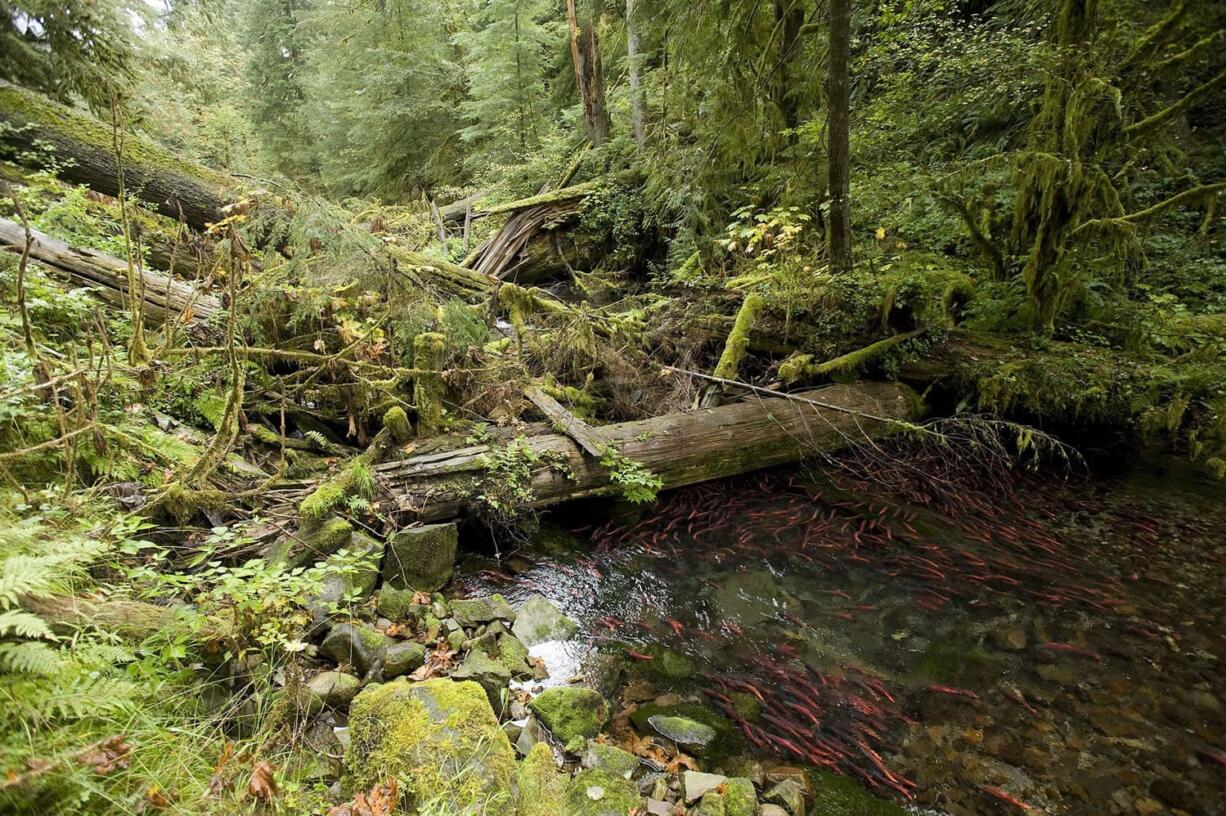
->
1 0 1225 813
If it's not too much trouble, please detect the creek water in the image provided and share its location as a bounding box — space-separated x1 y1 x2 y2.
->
454 448 1225 816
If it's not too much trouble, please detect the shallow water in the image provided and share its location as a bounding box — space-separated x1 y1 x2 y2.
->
455 453 1226 816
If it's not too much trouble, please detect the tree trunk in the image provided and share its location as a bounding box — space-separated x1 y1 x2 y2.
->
375 382 919 522
0 216 222 325
567 0 611 146
627 0 645 146
0 81 230 231
774 0 806 134
826 0 853 274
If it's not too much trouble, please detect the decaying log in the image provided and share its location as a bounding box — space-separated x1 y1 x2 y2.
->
0 216 221 324
0 81 231 230
376 381 920 522
524 385 607 457
23 594 215 643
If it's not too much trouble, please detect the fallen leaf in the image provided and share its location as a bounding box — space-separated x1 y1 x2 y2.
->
203 741 235 799
327 779 399 816
143 784 171 809
78 736 131 775
409 646 457 681
247 761 278 802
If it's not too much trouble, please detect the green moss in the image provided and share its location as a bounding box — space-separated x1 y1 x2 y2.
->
779 329 924 384
268 516 353 566
516 743 566 816
629 702 737 760
300 460 375 521
346 678 517 814
413 332 447 435
713 293 764 381
528 687 609 753
383 406 412 443
723 778 757 816
563 768 641 816
806 768 907 816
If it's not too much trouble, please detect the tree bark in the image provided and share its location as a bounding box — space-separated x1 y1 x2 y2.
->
0 216 222 325
826 0 853 274
375 381 919 522
567 0 611 146
0 81 230 231
627 0 645 146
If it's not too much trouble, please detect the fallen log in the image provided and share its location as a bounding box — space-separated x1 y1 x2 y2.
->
376 381 920 522
0 216 221 324
0 81 230 230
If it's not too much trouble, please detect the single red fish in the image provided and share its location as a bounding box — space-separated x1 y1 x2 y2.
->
926 684 980 700
667 619 684 637
1039 642 1103 662
624 649 654 661
979 785 1032 812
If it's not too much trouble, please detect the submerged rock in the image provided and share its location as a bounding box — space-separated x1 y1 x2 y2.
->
528 687 609 753
451 594 516 627
647 715 716 750
712 570 797 626
346 678 517 815
807 769 907 816
512 594 578 646
631 702 734 760
382 522 458 591
320 621 389 677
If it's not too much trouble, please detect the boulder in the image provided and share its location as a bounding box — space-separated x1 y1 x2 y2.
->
764 778 806 816
472 626 533 678
512 594 578 646
722 778 756 816
647 715 716 751
376 586 426 623
382 522 458 591
451 595 516 627
684 771 727 803
452 648 512 712
712 570 796 627
515 714 549 756
383 641 426 679
320 622 390 677
305 670 361 711
267 516 353 568
528 687 609 753
581 740 639 779
696 791 726 816
516 742 566 816
564 769 641 816
346 678 517 815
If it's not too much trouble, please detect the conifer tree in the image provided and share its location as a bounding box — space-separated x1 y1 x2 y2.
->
241 0 315 180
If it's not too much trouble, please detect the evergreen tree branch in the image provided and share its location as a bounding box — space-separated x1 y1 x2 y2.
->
1124 68 1226 138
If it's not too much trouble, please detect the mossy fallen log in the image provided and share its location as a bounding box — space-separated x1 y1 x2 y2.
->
0 215 221 324
375 381 921 522
0 81 231 230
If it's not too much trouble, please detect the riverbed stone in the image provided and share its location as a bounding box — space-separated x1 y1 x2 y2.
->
382 522 458 591
631 702 734 759
764 778 805 816
582 740 639 779
305 670 361 711
564 768 640 816
722 777 756 816
807 769 907 815
512 594 578 646
684 771 727 803
451 648 512 712
376 586 425 623
267 515 353 568
320 621 389 677
514 714 549 756
472 626 533 678
383 641 426 679
648 714 716 751
516 742 566 816
528 687 609 753
696 791 726 816
452 594 516 627
712 570 796 626
346 678 516 815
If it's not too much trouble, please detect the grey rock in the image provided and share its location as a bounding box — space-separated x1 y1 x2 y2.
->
512 594 578 646
648 715 717 749
382 522 458 591
320 622 390 677
684 771 728 803
582 740 639 779
451 648 512 712
764 778 806 816
304 531 381 630
383 641 426 679
645 798 671 816
451 595 516 627
515 714 549 756
759 806 789 816
305 670 361 710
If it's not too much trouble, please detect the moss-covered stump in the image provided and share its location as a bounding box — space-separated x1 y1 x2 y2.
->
346 678 517 815
382 522 458 591
516 742 567 816
528 687 609 753
563 768 641 816
413 332 447 434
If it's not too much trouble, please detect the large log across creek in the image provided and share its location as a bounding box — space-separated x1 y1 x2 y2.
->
377 382 921 522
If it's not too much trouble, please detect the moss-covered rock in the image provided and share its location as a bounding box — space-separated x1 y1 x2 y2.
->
266 516 353 568
305 670 361 711
696 791 726 816
581 740 639 779
383 641 426 679
512 594 578 646
451 594 516 627
376 585 426 623
321 622 390 677
305 530 381 629
383 522 459 591
529 687 609 753
563 768 641 816
346 678 517 814
516 742 567 816
807 769 907 816
473 625 533 678
723 778 757 816
452 648 512 713
647 715 716 751
631 702 736 760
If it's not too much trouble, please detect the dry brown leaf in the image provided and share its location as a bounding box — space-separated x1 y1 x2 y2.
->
409 646 457 681
411 591 432 605
203 741 235 799
143 784 171 809
78 736 131 775
327 779 399 816
247 761 278 802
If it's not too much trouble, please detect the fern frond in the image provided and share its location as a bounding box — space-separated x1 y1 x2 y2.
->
0 641 63 675
0 610 54 640
304 430 329 449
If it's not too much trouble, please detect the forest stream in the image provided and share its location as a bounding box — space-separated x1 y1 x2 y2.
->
456 454 1226 816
